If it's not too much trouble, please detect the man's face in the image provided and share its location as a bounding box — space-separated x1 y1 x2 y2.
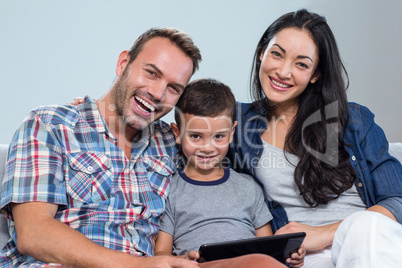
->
112 37 193 131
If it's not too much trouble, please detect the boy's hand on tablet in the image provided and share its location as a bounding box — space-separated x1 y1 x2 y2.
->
185 250 200 261
286 245 306 268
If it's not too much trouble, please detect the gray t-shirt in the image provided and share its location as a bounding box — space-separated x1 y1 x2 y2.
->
255 140 366 226
160 168 272 255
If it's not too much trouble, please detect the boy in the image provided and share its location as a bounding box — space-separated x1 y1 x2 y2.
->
154 78 305 267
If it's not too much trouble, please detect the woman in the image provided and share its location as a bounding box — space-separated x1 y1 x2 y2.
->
229 9 402 267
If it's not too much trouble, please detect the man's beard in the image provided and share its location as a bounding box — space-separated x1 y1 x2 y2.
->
111 69 154 131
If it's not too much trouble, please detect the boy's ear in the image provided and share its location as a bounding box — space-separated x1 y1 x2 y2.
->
229 121 238 143
170 123 181 144
231 121 238 132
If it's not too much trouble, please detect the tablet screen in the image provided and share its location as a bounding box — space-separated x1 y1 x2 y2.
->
198 232 306 264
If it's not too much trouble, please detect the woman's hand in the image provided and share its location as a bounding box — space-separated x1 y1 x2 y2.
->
275 221 340 251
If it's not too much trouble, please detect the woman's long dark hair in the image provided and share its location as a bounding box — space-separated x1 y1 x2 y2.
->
250 9 356 207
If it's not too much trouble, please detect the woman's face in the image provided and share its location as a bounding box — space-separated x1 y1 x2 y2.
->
259 27 319 108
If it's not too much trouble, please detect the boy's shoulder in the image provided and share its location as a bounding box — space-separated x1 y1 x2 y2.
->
228 168 252 178
227 169 265 197
169 172 183 187
228 168 260 186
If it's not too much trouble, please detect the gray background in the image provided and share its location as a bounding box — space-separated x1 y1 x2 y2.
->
1 0 401 144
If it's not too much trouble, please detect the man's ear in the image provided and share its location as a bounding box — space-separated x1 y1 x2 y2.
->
171 123 181 144
116 50 130 77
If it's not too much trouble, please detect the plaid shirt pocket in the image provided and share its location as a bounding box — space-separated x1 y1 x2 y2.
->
66 152 112 203
143 156 174 200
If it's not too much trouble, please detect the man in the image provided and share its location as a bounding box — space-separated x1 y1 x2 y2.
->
0 27 201 267
0 27 285 268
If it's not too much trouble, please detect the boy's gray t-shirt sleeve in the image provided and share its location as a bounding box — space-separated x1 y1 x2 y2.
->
250 176 273 229
159 175 178 236
159 199 174 235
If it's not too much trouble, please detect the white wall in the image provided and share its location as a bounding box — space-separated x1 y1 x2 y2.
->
1 0 401 143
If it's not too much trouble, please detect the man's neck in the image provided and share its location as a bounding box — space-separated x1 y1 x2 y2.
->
95 93 138 158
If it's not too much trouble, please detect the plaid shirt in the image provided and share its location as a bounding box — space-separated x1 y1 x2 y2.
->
0 96 177 267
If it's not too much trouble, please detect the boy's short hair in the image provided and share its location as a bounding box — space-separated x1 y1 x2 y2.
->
174 78 236 129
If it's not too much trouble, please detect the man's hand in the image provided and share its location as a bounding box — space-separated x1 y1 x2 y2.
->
138 255 200 268
11 202 201 268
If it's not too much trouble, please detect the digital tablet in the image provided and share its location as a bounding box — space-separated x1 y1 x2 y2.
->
198 232 306 264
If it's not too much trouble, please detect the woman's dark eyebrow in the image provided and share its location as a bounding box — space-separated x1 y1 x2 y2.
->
273 44 314 63
273 44 286 54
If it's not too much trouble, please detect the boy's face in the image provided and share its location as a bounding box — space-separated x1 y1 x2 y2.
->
172 113 237 173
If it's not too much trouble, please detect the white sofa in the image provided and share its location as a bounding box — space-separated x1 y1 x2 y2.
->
0 143 402 250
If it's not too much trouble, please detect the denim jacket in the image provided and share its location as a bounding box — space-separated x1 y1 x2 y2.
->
229 101 402 232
